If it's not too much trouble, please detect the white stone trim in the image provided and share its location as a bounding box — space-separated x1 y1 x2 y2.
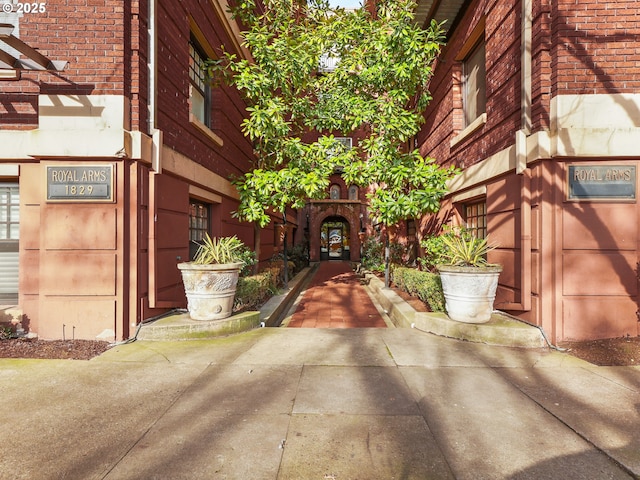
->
450 113 487 148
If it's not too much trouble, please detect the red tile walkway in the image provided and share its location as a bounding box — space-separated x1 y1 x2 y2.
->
287 261 387 328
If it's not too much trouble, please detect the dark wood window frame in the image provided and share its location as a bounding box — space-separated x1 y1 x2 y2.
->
189 199 210 260
189 37 212 128
464 200 487 239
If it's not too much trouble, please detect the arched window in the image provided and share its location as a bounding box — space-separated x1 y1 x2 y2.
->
329 184 341 199
348 185 358 200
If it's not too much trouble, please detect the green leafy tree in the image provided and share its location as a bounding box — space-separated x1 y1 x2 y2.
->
213 0 458 285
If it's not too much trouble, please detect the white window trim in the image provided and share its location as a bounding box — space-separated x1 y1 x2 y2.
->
189 113 224 147
450 112 487 148
452 185 487 203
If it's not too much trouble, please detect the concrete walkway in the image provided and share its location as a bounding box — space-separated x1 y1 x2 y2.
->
1 327 639 479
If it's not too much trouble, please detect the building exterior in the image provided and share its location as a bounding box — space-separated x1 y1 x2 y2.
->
417 0 640 342
0 0 291 340
3 0 639 344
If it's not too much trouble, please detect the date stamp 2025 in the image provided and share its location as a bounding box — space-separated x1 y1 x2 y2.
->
2 2 46 14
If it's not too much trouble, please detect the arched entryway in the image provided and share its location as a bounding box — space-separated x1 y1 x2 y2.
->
320 216 351 261
305 202 363 262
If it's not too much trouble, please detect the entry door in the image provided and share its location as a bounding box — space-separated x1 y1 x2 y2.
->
328 226 342 258
0 183 19 304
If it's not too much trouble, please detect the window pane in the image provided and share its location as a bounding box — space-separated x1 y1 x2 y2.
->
189 39 211 127
0 184 19 240
189 43 207 93
464 42 486 126
465 200 487 239
190 87 206 124
189 200 210 242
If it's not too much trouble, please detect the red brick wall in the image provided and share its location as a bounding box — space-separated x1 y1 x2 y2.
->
129 0 148 132
11 0 126 94
0 0 257 184
531 0 551 132
0 94 38 129
419 0 640 342
0 0 128 128
551 0 640 96
421 0 521 169
421 0 640 166
154 1 254 177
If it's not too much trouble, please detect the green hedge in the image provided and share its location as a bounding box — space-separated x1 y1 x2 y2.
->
234 269 279 312
392 267 446 313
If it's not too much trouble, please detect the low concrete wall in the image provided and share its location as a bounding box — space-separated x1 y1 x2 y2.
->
136 266 317 341
365 273 547 348
137 311 261 341
260 264 317 327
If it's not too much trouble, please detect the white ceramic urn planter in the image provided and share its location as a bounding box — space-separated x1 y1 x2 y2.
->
177 262 244 321
437 265 503 324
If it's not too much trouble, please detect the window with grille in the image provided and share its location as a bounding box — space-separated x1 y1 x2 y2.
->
329 184 341 199
334 137 352 149
189 200 210 260
463 41 486 127
326 137 353 159
0 184 19 241
189 38 211 127
0 183 19 303
465 201 487 239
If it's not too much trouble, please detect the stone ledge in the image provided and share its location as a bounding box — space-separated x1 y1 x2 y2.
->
136 266 316 341
365 273 547 349
137 310 261 341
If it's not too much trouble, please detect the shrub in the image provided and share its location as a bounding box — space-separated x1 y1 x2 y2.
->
286 243 309 273
190 235 256 276
237 244 258 277
361 237 384 272
392 266 445 312
269 243 308 277
419 226 474 272
0 325 13 340
361 236 405 272
234 269 279 312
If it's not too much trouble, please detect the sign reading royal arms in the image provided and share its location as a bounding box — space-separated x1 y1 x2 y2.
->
568 165 636 201
47 165 114 202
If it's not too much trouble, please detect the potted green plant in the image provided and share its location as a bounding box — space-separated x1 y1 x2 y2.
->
177 235 246 321
436 230 502 324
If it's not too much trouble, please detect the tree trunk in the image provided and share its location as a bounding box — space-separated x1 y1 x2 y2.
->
253 223 261 275
384 231 390 288
283 211 289 289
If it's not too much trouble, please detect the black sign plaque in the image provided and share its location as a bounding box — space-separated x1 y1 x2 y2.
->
46 165 114 202
568 165 636 201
